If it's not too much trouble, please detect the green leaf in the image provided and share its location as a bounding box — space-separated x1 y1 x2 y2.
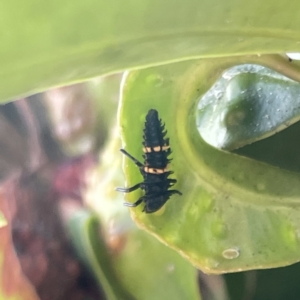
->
112 226 201 300
197 65 300 150
68 211 136 300
2 1 300 101
118 56 300 274
73 131 201 299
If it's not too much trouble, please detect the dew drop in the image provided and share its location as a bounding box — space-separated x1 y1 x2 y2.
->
146 74 163 86
212 220 227 238
166 264 175 273
282 223 297 246
222 247 240 259
202 196 214 212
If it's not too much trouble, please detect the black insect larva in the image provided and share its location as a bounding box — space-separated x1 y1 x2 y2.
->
116 109 182 213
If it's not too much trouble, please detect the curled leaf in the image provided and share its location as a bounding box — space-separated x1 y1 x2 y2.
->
197 65 300 150
118 55 300 274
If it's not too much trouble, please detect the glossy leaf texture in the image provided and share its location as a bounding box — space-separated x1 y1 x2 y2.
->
118 55 300 274
72 129 201 299
2 1 300 102
197 64 300 150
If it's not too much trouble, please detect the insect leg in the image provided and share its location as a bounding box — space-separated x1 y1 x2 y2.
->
168 179 177 186
120 149 143 167
168 189 182 196
116 182 142 193
123 197 144 207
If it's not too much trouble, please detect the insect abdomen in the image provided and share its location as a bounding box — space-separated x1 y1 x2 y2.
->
143 109 171 169
143 109 168 148
117 109 182 213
